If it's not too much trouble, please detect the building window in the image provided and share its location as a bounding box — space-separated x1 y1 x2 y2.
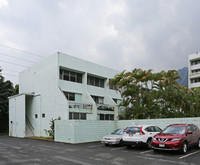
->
191 59 200 66
69 112 87 120
42 113 45 118
64 92 75 101
87 75 104 88
91 95 104 104
60 68 82 83
191 78 200 84
99 114 114 120
35 114 38 118
191 69 200 73
109 79 117 90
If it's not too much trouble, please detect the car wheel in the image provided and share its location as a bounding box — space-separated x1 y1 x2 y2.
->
146 138 152 149
153 149 158 152
197 138 200 149
105 144 109 147
119 140 123 146
181 142 187 154
126 145 132 148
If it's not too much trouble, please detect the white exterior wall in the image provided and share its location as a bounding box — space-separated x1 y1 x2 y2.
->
19 53 68 136
10 52 122 137
188 52 200 88
58 52 121 120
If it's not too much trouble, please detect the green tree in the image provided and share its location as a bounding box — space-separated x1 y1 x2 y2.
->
0 69 17 133
109 68 197 119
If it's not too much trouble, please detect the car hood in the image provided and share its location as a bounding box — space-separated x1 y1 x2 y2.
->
154 133 183 139
102 134 122 139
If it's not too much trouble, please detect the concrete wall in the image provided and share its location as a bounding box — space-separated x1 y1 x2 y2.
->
55 117 200 144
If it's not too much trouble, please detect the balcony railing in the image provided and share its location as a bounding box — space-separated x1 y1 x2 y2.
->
69 102 93 110
97 104 115 111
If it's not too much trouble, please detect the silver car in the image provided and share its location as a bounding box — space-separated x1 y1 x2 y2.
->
101 129 124 146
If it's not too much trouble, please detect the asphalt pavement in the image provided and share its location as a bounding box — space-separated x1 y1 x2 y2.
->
0 135 200 165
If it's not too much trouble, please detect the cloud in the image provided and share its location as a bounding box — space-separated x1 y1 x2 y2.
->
0 0 200 84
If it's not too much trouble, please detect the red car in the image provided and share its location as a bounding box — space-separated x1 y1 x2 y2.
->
152 124 200 153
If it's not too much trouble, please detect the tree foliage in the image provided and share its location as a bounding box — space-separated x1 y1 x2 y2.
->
109 68 200 119
0 69 18 133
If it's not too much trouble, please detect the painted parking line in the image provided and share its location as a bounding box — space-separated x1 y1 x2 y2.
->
54 156 94 165
88 144 103 148
140 150 152 154
179 150 200 159
111 147 126 151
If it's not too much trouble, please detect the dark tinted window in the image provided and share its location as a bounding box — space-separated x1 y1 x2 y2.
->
87 75 104 88
64 92 75 101
69 112 72 119
162 126 186 134
145 126 154 132
74 113 79 119
111 129 123 135
125 127 140 133
60 68 82 83
154 126 162 132
191 125 198 132
110 115 114 120
81 113 86 120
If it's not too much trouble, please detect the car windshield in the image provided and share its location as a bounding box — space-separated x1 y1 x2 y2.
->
111 129 123 135
125 127 140 134
162 126 186 134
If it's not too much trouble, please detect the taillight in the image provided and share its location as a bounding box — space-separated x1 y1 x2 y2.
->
140 126 145 135
123 127 128 132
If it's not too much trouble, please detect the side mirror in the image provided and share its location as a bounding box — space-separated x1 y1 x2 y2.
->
187 131 193 134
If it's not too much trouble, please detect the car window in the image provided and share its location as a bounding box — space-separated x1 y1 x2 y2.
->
187 126 192 132
111 129 123 135
154 126 162 132
145 126 154 132
125 127 140 133
191 125 198 132
162 126 186 134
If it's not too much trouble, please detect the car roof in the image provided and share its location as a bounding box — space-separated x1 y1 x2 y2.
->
168 124 194 127
127 125 155 128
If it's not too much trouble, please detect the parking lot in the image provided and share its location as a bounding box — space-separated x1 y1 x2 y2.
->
0 135 200 165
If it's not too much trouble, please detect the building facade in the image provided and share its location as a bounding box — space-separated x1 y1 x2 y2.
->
188 52 200 88
9 52 122 138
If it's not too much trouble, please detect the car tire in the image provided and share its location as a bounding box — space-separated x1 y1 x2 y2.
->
119 140 123 146
197 138 200 149
105 144 109 147
180 142 188 154
126 145 132 149
153 149 158 152
146 138 152 149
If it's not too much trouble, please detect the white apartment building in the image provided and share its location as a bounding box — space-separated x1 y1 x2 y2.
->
9 52 122 138
188 52 200 88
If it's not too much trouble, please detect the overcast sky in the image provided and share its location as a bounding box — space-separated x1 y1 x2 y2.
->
0 0 200 84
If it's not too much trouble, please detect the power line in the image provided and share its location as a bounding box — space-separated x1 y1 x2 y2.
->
0 73 18 78
2 69 20 73
0 44 45 59
0 59 29 68
0 52 37 64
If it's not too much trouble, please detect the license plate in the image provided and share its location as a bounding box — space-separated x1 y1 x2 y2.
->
159 144 165 147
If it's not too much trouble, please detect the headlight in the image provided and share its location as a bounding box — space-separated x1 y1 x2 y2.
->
171 138 181 142
153 137 157 141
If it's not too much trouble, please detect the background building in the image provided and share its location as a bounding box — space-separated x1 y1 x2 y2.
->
9 52 122 138
188 52 200 88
